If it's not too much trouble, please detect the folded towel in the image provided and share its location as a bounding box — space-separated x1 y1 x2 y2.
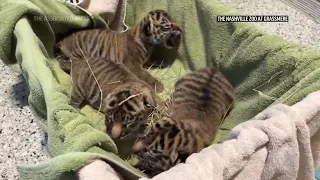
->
1 0 320 179
78 159 124 180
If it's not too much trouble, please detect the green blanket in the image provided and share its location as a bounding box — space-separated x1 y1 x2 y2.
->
1 0 320 179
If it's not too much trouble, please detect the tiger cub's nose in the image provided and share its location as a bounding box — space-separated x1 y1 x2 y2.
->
111 121 123 139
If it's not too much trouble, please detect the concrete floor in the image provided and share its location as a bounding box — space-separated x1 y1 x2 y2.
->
0 72 49 179
219 0 320 49
281 0 320 23
0 0 319 179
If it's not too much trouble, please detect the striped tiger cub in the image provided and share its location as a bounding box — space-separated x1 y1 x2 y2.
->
131 67 235 176
70 56 159 139
54 9 182 93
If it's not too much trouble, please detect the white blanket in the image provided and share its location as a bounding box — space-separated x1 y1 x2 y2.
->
76 0 127 31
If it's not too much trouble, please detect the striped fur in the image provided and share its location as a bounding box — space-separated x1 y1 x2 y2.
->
132 67 235 176
54 9 182 93
70 57 159 139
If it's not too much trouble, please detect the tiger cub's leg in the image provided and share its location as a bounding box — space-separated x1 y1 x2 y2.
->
56 54 72 74
70 89 86 109
54 43 72 74
135 66 164 93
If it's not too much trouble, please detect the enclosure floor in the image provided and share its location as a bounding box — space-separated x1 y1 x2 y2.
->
0 0 319 179
218 0 320 49
0 65 49 179
281 0 320 23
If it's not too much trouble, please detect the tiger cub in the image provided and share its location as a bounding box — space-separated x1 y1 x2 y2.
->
70 56 158 139
131 67 235 176
54 9 182 93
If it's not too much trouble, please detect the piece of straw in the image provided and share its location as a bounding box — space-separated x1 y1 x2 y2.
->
77 44 104 111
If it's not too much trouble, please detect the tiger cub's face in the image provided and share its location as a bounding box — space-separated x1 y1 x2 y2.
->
142 10 182 49
131 117 191 177
103 82 158 140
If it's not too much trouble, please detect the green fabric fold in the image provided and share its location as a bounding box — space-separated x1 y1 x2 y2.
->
0 0 319 179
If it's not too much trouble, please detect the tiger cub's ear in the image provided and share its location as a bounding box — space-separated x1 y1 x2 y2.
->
103 95 119 110
142 19 152 37
103 90 131 110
